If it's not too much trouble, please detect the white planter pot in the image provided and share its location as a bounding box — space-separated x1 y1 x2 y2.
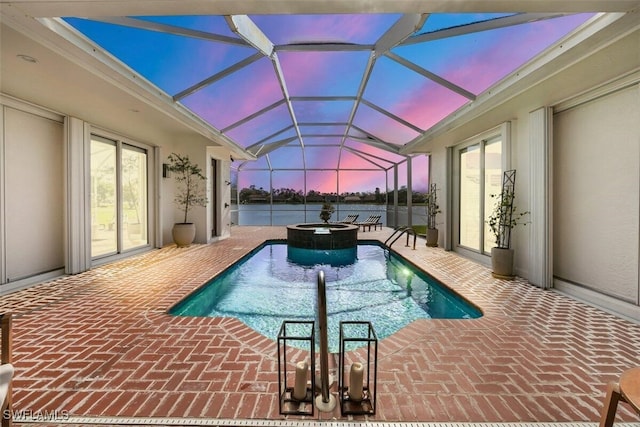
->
491 247 514 280
425 228 438 247
172 223 196 247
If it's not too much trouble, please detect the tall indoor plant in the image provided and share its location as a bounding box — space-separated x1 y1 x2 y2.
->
487 170 528 279
424 183 441 247
167 153 207 247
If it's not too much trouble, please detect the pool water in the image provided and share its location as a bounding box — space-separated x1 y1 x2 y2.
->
170 242 481 352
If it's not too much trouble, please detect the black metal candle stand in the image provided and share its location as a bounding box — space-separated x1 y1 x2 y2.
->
277 320 316 416
338 321 378 416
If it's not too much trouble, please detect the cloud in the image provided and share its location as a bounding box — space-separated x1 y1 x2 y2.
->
338 170 386 194
183 57 284 129
252 14 399 45
394 80 469 130
226 104 293 146
432 14 594 94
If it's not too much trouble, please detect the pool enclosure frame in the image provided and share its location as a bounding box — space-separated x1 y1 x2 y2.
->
231 155 431 228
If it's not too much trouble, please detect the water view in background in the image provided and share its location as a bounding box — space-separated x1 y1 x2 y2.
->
233 203 427 227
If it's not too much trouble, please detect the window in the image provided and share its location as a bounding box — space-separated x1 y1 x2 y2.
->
91 135 149 258
454 130 505 257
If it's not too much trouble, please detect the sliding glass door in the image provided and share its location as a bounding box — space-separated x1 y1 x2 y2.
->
91 135 149 258
457 137 502 255
122 145 148 250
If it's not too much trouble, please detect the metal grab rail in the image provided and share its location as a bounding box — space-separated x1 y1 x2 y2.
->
384 226 416 249
315 271 336 412
317 271 330 403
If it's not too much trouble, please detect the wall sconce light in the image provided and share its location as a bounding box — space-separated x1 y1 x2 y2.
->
230 155 235 162
224 180 231 186
162 163 171 178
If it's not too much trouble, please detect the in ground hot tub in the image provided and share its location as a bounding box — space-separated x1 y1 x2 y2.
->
286 223 358 250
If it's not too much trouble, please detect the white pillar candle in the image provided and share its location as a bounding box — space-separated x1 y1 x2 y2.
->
349 362 364 402
292 360 308 401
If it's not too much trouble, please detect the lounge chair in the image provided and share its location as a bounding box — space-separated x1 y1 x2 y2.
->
335 214 359 224
357 215 382 232
1 313 13 427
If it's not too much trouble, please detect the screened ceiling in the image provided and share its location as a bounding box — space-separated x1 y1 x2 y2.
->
64 12 593 192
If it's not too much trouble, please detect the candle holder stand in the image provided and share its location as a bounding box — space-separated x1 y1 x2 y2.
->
277 320 316 416
338 321 378 416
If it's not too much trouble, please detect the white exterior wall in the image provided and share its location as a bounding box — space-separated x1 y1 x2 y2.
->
425 28 640 320
0 94 236 292
207 146 233 241
162 143 206 246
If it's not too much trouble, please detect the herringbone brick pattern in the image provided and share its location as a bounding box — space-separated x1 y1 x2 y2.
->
1 226 639 423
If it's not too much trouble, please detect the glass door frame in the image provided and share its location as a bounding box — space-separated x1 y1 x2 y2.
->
90 130 155 263
451 122 511 265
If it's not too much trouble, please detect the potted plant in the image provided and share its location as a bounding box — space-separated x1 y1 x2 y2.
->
487 170 529 279
319 202 335 223
424 183 441 247
166 153 208 247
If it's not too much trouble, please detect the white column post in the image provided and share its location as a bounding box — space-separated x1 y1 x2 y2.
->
445 147 453 251
65 117 91 274
529 107 553 289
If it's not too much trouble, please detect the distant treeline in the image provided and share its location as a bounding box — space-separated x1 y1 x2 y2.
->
236 185 428 204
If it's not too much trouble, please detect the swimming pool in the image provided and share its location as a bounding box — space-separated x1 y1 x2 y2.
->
169 241 481 352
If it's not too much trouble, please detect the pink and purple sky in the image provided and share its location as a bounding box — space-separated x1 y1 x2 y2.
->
66 13 593 194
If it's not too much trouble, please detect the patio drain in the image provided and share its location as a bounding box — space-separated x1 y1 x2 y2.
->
10 417 638 427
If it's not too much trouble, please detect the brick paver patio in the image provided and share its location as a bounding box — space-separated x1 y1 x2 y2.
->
1 226 640 424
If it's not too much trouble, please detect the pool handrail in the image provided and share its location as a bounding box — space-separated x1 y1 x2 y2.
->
384 226 417 249
315 271 336 412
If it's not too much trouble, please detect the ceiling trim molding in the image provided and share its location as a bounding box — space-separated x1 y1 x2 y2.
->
3 0 639 18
